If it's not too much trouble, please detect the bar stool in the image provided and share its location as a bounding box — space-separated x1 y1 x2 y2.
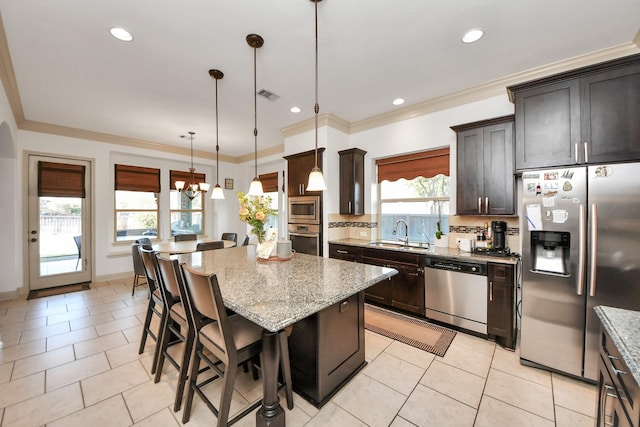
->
179 265 293 426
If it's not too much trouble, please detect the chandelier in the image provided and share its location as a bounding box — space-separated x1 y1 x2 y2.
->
175 131 210 200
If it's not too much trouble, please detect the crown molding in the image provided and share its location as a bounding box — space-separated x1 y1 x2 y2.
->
235 143 285 164
281 113 350 138
349 42 640 135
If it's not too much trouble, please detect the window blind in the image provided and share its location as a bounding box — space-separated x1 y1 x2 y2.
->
376 147 449 183
259 172 278 193
115 164 161 193
38 161 86 198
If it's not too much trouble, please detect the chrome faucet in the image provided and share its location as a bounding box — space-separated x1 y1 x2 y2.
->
392 219 409 246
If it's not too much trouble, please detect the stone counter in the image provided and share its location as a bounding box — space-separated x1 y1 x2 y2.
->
330 238 520 265
595 306 640 386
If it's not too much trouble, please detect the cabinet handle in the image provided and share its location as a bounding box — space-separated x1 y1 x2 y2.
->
489 281 493 302
348 201 352 213
485 197 489 214
336 250 348 254
478 197 482 214
584 142 588 163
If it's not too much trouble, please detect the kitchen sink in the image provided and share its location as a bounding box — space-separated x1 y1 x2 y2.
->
368 241 432 252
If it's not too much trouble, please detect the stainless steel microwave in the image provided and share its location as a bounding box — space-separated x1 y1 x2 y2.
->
288 196 320 224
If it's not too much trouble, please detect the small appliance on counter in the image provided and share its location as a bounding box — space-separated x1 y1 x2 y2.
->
491 221 507 250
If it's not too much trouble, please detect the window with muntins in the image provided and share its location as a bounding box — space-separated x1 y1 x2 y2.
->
114 164 160 241
376 148 450 245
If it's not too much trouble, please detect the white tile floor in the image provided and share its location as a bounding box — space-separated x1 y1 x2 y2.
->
0 278 597 427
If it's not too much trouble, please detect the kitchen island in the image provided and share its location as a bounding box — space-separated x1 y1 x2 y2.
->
177 246 397 427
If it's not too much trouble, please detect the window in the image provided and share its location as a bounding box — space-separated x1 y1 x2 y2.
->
114 165 160 241
170 170 205 237
376 148 449 244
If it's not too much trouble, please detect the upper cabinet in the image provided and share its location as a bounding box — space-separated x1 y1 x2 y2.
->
508 54 640 171
338 148 367 215
284 148 325 197
451 115 515 216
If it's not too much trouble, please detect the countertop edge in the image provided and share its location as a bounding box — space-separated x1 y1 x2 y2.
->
594 305 640 386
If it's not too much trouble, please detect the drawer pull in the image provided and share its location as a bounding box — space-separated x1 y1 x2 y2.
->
336 250 348 254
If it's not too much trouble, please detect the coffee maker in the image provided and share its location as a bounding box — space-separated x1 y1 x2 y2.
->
491 221 507 250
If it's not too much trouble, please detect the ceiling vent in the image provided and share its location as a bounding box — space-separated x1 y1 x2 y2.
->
257 89 279 101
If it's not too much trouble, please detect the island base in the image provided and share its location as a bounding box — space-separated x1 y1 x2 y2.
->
287 291 366 408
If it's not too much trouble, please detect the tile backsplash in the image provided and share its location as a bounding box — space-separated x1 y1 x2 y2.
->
327 213 521 252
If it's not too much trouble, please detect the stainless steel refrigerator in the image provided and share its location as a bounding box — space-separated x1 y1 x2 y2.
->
520 163 640 381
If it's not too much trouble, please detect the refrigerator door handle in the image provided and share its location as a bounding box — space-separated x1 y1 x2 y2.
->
589 203 598 297
577 204 586 296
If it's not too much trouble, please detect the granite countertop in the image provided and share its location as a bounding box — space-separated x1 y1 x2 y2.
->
330 238 520 265
595 306 640 386
176 246 397 332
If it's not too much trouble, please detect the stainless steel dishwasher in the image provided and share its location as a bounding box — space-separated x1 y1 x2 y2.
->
424 257 488 334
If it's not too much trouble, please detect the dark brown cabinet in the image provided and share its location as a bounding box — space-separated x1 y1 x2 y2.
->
597 327 639 427
329 243 362 263
361 248 424 316
284 148 325 197
288 292 366 408
487 263 516 350
508 54 640 171
452 116 515 216
338 148 366 215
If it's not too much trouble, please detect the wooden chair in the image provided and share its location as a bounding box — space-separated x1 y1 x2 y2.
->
131 243 148 296
175 233 197 242
221 232 237 244
195 241 224 251
154 255 194 412
138 246 166 375
179 266 293 426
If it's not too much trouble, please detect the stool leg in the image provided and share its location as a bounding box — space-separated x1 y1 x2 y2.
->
278 330 294 410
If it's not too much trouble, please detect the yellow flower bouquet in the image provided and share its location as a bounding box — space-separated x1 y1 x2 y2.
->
237 192 277 244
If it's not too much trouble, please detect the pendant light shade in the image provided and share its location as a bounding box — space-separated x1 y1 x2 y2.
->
246 34 264 197
209 69 225 200
306 0 327 192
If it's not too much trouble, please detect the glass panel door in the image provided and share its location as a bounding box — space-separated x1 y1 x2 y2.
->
28 155 92 290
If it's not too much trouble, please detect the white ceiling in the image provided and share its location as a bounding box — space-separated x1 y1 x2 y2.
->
1 0 639 158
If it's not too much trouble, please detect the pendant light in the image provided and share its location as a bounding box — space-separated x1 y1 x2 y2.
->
306 0 327 192
247 34 264 197
209 69 225 200
175 132 210 199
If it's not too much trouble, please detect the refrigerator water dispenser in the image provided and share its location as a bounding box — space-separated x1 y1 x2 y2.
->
530 231 570 275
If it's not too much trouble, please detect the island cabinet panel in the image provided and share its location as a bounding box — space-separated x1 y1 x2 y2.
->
597 327 639 427
509 53 640 170
487 263 516 350
452 116 515 215
338 148 367 215
284 148 325 197
361 248 424 316
287 291 366 408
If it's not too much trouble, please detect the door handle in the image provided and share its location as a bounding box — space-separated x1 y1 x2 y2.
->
589 203 598 297
577 204 585 296
489 281 493 301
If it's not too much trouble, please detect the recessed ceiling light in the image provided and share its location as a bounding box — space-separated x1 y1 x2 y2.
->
462 29 483 44
392 98 405 106
110 27 133 42
290 106 301 113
